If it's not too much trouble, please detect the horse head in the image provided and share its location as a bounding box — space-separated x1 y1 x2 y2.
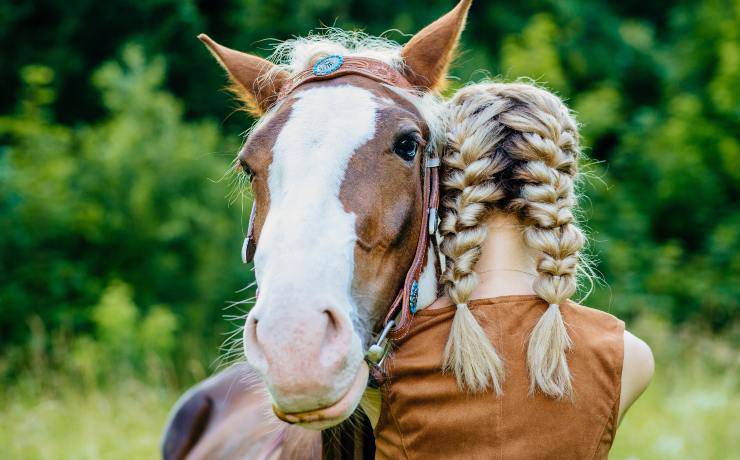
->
199 0 471 430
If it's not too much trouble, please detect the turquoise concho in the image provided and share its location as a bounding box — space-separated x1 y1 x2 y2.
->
409 280 419 314
313 54 344 76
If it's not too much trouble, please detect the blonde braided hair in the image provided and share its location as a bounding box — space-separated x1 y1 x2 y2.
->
441 82 584 399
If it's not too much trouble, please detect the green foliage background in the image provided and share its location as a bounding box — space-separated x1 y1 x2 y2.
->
0 0 738 458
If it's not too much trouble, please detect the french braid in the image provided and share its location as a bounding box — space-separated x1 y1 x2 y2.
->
440 94 513 394
441 82 584 398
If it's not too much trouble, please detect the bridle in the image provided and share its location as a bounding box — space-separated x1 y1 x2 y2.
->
240 53 441 372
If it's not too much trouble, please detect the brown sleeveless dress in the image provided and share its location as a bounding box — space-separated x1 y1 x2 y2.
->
374 295 625 460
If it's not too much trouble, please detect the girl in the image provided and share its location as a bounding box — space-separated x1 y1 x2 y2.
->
374 82 654 459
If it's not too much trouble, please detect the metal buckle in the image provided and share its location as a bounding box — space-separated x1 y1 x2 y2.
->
365 320 395 366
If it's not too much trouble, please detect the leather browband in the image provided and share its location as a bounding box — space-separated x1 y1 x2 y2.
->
242 53 440 354
275 56 414 102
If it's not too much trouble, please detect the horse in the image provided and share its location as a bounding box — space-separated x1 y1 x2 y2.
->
161 1 473 458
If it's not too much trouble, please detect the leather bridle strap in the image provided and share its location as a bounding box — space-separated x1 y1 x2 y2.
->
276 55 414 100
241 201 257 264
382 146 440 340
364 143 440 377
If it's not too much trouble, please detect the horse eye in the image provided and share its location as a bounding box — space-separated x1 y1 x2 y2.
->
239 160 255 181
244 167 254 181
393 134 419 162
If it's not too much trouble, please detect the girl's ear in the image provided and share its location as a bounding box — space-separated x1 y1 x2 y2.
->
198 34 289 116
401 0 473 91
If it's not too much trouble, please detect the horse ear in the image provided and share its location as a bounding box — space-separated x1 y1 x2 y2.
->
161 389 212 460
198 34 288 116
401 0 472 91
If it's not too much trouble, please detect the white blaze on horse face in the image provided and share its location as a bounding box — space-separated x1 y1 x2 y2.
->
247 85 376 409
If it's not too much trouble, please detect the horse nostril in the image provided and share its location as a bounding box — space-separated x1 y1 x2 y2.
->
244 311 272 373
324 308 339 334
321 308 346 355
244 314 263 360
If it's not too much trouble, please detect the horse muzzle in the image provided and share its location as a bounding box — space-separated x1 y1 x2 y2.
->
271 361 369 430
243 300 365 425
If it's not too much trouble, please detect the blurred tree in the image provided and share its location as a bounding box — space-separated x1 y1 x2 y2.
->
0 45 251 346
0 0 737 355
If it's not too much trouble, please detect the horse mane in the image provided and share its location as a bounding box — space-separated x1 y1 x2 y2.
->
267 28 405 74
251 28 406 108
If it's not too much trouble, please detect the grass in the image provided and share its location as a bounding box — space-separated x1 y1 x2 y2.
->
612 370 738 459
1 318 737 459
1 375 179 460
610 317 739 459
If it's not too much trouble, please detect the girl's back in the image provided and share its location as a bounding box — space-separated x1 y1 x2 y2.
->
375 296 624 459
